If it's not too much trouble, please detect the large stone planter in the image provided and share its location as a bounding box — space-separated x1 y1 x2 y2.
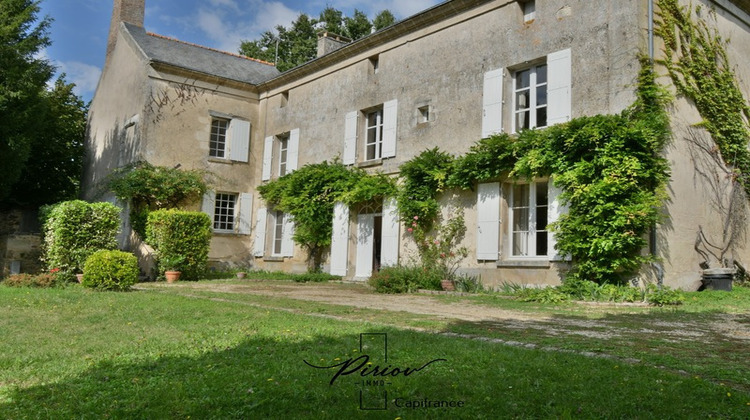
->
701 268 734 291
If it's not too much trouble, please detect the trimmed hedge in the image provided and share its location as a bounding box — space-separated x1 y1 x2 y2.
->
82 250 138 291
41 200 121 280
146 210 211 280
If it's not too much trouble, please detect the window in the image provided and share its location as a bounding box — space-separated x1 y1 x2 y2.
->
272 210 285 256
366 108 384 161
209 118 229 158
523 0 536 23
280 91 289 108
369 56 379 73
514 64 547 131
278 134 289 177
213 193 237 232
418 106 431 124
509 180 548 257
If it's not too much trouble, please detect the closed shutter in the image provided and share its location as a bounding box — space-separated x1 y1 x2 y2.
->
355 214 375 278
238 193 253 235
382 99 398 158
547 48 572 125
202 191 216 231
330 202 350 276
477 182 500 260
548 180 567 261
344 111 358 165
287 128 300 172
482 68 504 138
262 136 273 181
229 119 250 162
253 207 267 257
281 215 295 257
380 198 400 267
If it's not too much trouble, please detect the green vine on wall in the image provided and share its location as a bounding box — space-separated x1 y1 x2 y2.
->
656 0 750 193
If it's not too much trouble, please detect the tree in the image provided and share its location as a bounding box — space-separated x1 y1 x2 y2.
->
9 76 87 206
373 10 397 31
0 0 54 203
344 9 372 40
318 6 344 35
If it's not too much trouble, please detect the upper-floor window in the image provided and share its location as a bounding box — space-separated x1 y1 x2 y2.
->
209 118 229 158
262 129 299 181
509 180 548 257
366 108 384 161
278 134 289 177
514 64 547 131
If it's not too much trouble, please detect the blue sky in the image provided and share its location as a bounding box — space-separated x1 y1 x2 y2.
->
38 0 443 102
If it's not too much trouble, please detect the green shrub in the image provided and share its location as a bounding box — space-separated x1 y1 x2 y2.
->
41 200 121 279
292 272 340 283
146 210 211 280
82 250 138 291
368 265 441 293
2 273 58 288
646 284 685 306
517 287 571 304
454 274 485 293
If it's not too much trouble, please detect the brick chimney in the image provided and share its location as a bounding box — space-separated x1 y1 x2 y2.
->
106 0 145 61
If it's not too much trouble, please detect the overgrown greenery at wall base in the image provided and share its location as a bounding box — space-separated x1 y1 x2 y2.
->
258 160 396 271
82 250 139 291
146 210 211 281
41 200 121 281
396 148 454 231
107 162 209 237
657 0 750 195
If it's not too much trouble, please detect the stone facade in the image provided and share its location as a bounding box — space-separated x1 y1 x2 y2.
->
0 210 42 278
84 0 750 290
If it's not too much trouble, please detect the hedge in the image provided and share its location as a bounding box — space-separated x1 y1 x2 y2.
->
82 250 138 291
146 210 211 280
41 200 121 280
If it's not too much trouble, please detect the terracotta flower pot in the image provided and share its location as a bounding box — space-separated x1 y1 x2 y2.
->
236 272 247 279
75 274 84 283
165 271 181 283
441 279 455 291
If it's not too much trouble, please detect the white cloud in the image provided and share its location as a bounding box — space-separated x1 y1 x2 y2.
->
56 61 102 98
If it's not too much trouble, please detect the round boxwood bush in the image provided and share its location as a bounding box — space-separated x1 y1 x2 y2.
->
82 250 138 291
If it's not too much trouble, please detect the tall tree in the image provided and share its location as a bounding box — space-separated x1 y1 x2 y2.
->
318 6 344 35
373 10 397 31
0 0 53 202
344 9 372 40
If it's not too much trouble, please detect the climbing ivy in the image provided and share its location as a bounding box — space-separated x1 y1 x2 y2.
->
656 0 750 193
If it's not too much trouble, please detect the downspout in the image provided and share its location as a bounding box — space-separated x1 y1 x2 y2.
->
648 0 655 60
648 0 664 285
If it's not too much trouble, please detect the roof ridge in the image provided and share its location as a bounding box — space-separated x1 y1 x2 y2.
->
145 32 276 67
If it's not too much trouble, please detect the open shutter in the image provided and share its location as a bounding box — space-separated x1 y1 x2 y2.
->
382 99 398 158
238 193 253 235
381 198 400 267
229 119 250 162
355 214 375 278
202 191 216 230
547 48 572 125
477 182 500 260
330 202 350 276
548 180 567 261
281 215 295 257
343 111 358 165
482 68 504 137
262 136 273 181
287 128 300 172
253 207 267 257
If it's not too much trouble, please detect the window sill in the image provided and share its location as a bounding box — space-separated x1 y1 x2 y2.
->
212 230 240 236
208 157 233 164
357 158 383 168
496 259 550 268
263 256 284 262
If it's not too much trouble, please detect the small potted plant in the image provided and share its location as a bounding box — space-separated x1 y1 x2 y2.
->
161 255 185 283
236 271 247 279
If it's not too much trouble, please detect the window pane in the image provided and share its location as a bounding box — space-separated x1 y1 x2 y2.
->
536 107 547 128
513 207 529 231
536 65 547 85
536 181 548 204
536 231 548 256
516 69 531 89
513 184 530 207
513 232 528 256
366 144 377 161
536 86 547 106
516 90 530 110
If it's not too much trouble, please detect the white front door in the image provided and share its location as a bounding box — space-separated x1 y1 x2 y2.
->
355 214 375 278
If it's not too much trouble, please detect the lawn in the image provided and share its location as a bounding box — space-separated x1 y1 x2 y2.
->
1 284 749 419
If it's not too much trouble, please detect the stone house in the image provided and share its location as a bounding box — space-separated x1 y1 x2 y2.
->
84 0 750 290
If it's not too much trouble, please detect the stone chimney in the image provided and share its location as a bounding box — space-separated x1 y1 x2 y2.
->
316 32 351 57
106 0 145 61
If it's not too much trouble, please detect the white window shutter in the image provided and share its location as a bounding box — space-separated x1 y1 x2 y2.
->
382 99 398 158
548 180 567 261
330 202 350 276
477 182 500 260
262 136 273 181
344 111 358 165
355 214 375 278
229 119 250 162
547 48 572 125
380 197 400 267
238 193 253 235
287 128 300 172
482 68 504 138
281 215 295 257
202 191 216 229
253 207 267 257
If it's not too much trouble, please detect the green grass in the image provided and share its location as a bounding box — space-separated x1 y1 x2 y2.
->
1 285 750 418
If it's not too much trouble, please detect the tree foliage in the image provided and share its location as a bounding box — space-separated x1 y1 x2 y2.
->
239 7 397 72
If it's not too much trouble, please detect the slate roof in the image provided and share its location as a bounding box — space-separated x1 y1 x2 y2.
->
123 22 279 85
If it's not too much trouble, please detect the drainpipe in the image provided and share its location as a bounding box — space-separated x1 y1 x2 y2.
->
648 0 655 60
648 0 663 284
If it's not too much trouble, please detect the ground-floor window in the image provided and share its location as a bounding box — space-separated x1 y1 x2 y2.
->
509 180 548 257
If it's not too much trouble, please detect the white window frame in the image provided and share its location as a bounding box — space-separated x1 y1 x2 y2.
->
272 210 285 256
209 118 229 158
277 134 289 177
365 108 384 161
213 192 238 233
508 180 548 258
513 63 548 133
